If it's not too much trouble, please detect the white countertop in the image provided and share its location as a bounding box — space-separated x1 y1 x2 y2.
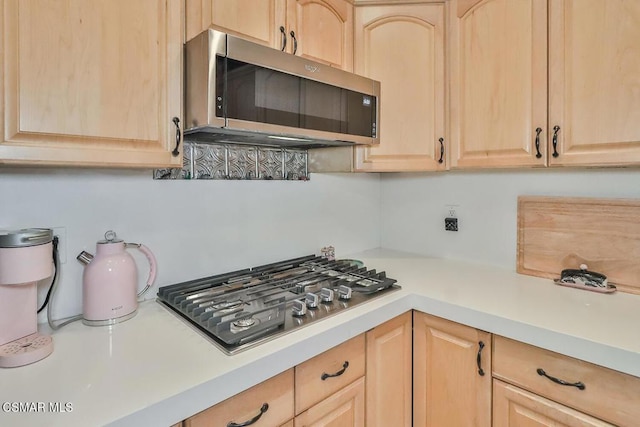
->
2 249 639 427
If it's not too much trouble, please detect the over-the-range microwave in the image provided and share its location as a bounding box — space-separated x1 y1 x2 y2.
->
184 29 381 148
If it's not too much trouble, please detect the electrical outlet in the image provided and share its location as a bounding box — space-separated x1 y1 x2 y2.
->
445 204 459 218
445 217 458 232
52 226 67 264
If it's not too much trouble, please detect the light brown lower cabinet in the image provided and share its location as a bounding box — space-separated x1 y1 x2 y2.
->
413 311 492 426
493 335 640 426
365 311 412 427
493 380 613 427
177 312 640 427
294 377 365 426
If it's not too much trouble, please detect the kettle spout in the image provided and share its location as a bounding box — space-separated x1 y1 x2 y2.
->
76 251 94 266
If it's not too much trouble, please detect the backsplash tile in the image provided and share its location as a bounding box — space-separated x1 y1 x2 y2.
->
193 143 226 179
154 142 309 181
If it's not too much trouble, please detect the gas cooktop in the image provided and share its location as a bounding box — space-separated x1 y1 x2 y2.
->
157 255 399 354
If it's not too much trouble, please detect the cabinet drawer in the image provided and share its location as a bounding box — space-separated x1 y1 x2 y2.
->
295 334 365 414
493 336 640 426
493 379 613 427
184 369 294 427
294 376 365 427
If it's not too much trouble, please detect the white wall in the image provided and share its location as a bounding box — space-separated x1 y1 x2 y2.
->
0 169 381 320
380 168 640 269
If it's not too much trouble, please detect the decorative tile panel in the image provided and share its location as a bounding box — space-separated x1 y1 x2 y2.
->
227 146 257 179
154 142 309 181
193 143 226 179
284 150 308 180
258 148 284 180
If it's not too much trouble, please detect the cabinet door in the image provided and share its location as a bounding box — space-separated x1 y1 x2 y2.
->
413 312 491 427
0 0 183 168
286 0 353 71
493 380 613 427
294 377 365 427
354 3 445 172
449 0 547 169
186 0 286 47
548 0 640 166
365 312 412 427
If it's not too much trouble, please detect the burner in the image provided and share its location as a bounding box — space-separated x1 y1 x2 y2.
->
230 317 258 334
233 317 256 328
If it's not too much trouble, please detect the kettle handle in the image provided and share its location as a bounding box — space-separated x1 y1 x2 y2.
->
125 243 157 298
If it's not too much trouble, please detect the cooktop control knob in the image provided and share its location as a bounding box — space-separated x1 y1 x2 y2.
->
305 292 319 309
337 285 352 300
320 288 334 303
292 300 307 317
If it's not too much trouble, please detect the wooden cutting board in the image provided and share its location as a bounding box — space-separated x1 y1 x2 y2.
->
517 196 640 295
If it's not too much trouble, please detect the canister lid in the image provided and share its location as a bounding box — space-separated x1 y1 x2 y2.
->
0 228 53 248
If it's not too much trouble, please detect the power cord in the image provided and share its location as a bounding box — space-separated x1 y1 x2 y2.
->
38 234 82 329
37 236 59 313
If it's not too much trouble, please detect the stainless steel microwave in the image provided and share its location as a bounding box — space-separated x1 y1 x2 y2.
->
184 29 380 148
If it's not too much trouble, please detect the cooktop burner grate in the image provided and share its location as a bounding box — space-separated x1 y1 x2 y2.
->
157 255 399 354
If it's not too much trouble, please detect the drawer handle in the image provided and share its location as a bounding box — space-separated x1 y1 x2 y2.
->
227 403 269 427
536 368 585 390
321 361 349 381
477 341 485 376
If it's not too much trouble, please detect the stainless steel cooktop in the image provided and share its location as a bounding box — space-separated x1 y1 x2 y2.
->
157 255 399 354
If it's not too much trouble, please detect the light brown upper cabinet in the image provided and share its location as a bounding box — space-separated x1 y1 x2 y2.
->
0 0 184 168
354 2 446 172
548 0 640 166
187 0 353 71
450 0 640 169
449 0 547 168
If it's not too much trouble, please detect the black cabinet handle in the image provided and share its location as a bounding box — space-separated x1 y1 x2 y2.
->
227 403 269 427
476 341 485 376
552 125 560 158
321 361 349 380
438 137 444 164
171 117 181 157
280 26 287 51
290 31 298 55
534 127 542 159
537 368 585 390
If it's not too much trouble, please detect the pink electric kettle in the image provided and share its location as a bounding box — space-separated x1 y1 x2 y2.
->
77 230 157 326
